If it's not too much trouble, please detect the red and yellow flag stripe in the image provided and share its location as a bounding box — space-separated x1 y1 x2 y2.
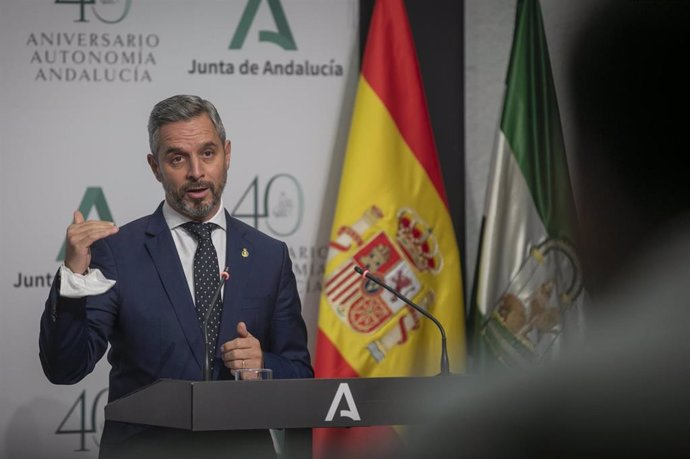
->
315 0 464 380
314 0 465 454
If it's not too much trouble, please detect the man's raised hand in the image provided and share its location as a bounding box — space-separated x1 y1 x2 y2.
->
64 210 118 274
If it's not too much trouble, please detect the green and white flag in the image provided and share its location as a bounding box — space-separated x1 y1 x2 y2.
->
470 0 584 369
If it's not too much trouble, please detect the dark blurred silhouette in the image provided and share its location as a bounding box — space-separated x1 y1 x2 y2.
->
570 0 690 297
396 1 690 458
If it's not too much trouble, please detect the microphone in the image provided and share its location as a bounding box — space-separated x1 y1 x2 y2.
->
203 266 230 381
353 265 450 376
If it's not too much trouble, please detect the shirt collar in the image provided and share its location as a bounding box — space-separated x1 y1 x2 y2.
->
162 199 227 232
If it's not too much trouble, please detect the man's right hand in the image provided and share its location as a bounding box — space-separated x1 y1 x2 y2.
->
64 210 118 275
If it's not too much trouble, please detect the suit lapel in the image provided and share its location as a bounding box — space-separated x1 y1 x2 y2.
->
144 204 204 372
216 213 255 363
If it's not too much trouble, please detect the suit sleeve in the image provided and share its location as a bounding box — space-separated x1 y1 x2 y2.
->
39 239 120 384
261 242 314 379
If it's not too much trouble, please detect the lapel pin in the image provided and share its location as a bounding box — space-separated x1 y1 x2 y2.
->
241 248 249 258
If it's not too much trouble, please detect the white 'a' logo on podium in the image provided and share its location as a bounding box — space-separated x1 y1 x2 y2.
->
325 383 361 422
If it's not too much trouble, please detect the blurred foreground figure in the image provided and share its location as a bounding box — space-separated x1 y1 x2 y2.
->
399 1 690 458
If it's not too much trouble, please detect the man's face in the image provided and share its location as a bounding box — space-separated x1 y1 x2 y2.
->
147 114 231 221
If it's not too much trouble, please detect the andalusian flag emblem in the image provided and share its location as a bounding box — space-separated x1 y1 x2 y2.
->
471 0 585 369
315 0 465 382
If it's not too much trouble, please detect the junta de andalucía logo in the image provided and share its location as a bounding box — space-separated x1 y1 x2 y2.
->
230 0 297 50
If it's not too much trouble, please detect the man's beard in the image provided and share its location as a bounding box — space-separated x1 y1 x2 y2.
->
164 175 226 221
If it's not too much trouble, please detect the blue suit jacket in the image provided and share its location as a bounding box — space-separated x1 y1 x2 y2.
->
40 203 313 405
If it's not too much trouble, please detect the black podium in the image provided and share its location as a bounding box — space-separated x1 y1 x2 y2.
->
104 376 457 458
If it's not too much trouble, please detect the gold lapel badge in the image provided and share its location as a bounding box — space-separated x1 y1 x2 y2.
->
241 248 249 258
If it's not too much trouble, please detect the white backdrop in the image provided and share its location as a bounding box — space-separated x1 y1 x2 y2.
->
0 0 358 457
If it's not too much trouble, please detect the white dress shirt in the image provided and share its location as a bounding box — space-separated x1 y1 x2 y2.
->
163 200 227 303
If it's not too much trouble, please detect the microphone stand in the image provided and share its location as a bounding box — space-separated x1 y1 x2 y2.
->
203 267 230 381
354 266 450 376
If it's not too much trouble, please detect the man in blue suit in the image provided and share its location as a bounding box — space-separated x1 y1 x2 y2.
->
39 94 313 458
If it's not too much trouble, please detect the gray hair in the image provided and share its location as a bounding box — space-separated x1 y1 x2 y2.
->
147 94 226 156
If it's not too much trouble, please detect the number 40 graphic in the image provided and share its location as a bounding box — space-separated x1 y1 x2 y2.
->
55 388 108 452
54 0 131 24
232 174 304 237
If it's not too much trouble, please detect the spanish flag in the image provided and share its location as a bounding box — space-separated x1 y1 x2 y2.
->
314 0 465 456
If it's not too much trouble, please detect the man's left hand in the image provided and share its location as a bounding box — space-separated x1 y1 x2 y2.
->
220 321 264 372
